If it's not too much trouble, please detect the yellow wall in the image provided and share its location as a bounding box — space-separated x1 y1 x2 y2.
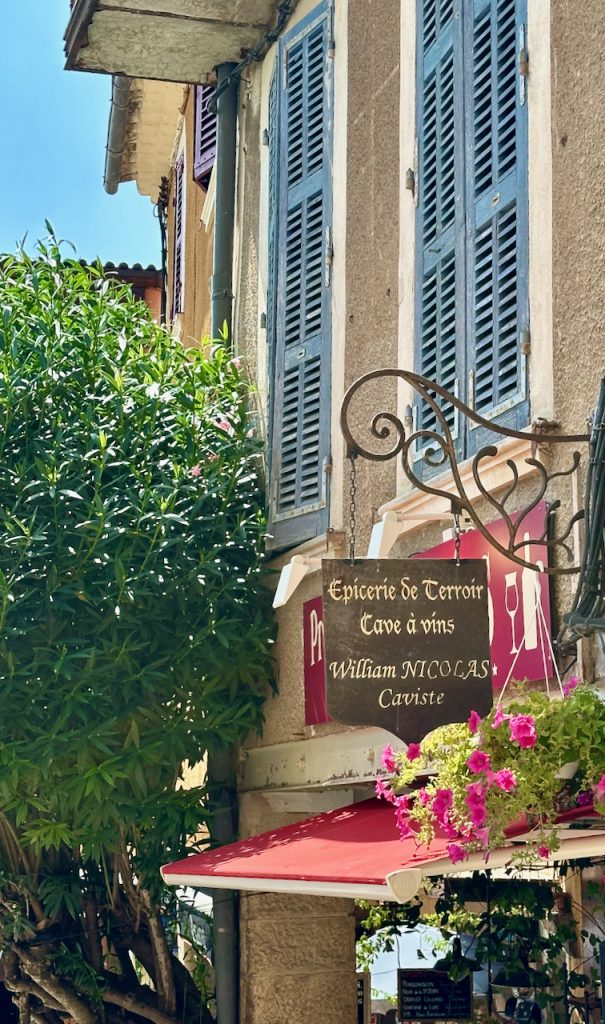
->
167 87 214 349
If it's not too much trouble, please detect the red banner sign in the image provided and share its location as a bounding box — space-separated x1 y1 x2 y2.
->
415 502 553 689
303 595 330 725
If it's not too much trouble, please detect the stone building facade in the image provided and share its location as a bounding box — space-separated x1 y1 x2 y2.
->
65 1 605 1019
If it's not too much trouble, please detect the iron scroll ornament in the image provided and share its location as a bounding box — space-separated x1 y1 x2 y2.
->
340 369 592 575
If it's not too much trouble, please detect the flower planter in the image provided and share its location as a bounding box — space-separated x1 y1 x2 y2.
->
378 681 605 863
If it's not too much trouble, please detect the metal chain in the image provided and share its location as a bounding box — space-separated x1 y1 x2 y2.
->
453 508 462 565
348 452 358 562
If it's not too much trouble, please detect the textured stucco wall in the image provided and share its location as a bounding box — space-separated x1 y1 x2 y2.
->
341 0 401 553
551 0 605 433
549 0 605 653
234 3 402 1020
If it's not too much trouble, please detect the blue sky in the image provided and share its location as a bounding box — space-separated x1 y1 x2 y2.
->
0 3 160 266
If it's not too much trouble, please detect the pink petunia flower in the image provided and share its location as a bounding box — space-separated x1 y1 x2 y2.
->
468 710 482 735
465 781 485 805
406 742 422 762
381 744 396 773
469 803 487 827
493 769 517 793
562 675 580 697
492 704 511 729
509 714 537 748
467 750 491 774
447 843 468 864
538 845 550 859
375 777 396 804
474 827 491 848
417 787 430 806
577 790 592 806
432 788 453 822
465 780 486 826
190 464 201 477
395 797 414 839
397 819 413 839
594 775 605 800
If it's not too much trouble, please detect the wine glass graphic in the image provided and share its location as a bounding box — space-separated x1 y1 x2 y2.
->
504 572 520 655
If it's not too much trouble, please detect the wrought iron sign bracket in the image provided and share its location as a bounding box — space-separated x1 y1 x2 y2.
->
340 369 597 577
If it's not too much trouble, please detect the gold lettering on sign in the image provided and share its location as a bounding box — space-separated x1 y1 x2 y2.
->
360 613 402 636
309 608 324 666
329 658 397 680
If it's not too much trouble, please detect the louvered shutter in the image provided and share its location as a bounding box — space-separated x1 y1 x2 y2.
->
194 84 217 189
415 0 464 462
172 156 185 317
468 0 528 435
268 6 332 549
266 69 279 455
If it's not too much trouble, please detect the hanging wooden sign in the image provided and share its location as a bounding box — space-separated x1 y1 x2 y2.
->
322 559 492 742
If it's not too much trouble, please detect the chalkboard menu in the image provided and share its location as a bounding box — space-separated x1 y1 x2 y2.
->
357 972 370 1024
323 559 492 742
398 969 472 1021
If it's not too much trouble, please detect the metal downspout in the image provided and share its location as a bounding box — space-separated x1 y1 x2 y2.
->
210 61 240 1024
104 76 131 195
211 63 238 340
209 750 239 1024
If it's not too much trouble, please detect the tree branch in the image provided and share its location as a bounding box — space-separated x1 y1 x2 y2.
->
15 947 103 1024
18 992 30 1024
102 986 179 1024
112 924 213 1024
3 950 65 1014
140 889 177 1017
82 896 103 972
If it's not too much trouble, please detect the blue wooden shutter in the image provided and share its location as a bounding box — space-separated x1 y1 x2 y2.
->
172 156 185 317
268 5 332 549
415 0 464 458
467 0 528 432
193 84 217 189
266 69 279 430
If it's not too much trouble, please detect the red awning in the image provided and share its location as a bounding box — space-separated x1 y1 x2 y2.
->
161 799 605 903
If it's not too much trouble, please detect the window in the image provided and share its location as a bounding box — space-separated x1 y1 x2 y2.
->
415 0 529 461
194 84 217 189
266 3 333 550
172 153 185 318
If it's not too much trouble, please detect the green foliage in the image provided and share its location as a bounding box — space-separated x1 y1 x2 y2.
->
356 897 423 971
357 873 605 1010
0 236 275 1022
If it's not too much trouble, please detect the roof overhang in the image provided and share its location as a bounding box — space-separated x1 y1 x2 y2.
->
104 77 185 198
65 0 289 83
161 799 605 903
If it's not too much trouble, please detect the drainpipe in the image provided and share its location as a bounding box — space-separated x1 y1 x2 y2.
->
211 63 238 341
208 750 239 1024
210 62 240 1024
104 76 132 195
